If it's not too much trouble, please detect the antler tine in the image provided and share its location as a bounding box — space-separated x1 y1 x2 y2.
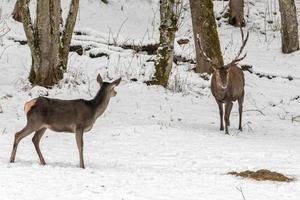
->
224 27 249 68
234 28 249 61
196 33 219 68
232 52 247 64
240 26 244 43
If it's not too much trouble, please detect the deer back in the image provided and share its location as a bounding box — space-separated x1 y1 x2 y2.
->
28 97 95 132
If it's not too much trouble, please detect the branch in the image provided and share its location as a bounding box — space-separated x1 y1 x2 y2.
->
0 21 10 38
243 109 266 116
292 115 300 123
61 0 80 67
236 186 246 200
12 0 30 22
19 0 36 53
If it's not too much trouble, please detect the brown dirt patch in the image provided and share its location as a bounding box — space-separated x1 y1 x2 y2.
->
228 169 294 182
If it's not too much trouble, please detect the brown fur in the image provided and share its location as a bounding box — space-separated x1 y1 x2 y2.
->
10 74 121 169
197 27 248 134
211 65 245 134
24 98 37 114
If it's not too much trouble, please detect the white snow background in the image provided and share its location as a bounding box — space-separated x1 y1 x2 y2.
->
0 0 299 199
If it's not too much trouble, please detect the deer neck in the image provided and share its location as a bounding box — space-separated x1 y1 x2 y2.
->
216 81 228 91
212 74 229 101
215 73 230 91
90 88 111 118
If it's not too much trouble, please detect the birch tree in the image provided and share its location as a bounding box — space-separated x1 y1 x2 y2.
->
189 0 223 73
278 0 299 53
14 0 79 86
151 0 183 87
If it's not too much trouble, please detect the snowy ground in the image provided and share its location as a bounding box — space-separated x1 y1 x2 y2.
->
0 0 299 199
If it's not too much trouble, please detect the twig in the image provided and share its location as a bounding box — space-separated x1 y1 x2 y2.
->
292 115 300 123
236 186 246 200
0 17 10 40
243 109 266 116
244 121 254 133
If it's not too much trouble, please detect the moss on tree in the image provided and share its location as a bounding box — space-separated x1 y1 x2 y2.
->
150 0 179 87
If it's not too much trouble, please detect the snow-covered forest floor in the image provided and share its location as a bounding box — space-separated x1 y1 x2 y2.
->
0 0 299 199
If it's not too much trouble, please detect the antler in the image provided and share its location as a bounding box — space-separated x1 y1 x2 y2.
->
196 34 219 68
224 27 249 68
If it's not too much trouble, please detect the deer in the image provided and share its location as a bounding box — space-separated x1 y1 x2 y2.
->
10 74 121 168
197 27 249 134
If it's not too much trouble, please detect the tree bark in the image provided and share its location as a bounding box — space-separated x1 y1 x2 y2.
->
152 0 178 87
228 0 245 27
189 0 224 74
61 0 80 70
19 0 40 81
18 0 80 86
278 0 299 54
12 0 30 22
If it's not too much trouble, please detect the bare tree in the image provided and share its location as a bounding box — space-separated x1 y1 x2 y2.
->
228 0 245 27
189 0 223 74
278 0 299 53
15 0 79 86
150 0 183 87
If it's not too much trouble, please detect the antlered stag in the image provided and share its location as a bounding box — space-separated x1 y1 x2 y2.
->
197 27 249 134
10 74 121 168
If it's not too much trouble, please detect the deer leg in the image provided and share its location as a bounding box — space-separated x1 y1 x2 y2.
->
217 101 224 131
224 102 233 135
225 102 233 126
10 124 36 163
32 128 47 165
238 94 244 131
75 128 85 169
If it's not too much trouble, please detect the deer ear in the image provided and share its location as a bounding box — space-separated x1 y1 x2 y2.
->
112 77 122 87
96 74 103 85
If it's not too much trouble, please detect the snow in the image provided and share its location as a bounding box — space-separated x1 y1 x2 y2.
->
0 0 299 199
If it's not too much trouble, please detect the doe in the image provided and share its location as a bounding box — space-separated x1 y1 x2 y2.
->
10 74 121 168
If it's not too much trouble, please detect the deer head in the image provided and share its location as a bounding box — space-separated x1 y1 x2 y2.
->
96 74 121 97
197 27 249 88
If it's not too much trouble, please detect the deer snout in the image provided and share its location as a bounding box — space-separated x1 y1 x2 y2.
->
219 80 228 89
111 90 117 97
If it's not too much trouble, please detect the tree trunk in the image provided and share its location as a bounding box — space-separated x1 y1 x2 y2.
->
61 0 80 70
18 0 79 86
152 0 178 87
189 0 224 74
278 0 299 54
228 0 245 27
12 0 26 22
